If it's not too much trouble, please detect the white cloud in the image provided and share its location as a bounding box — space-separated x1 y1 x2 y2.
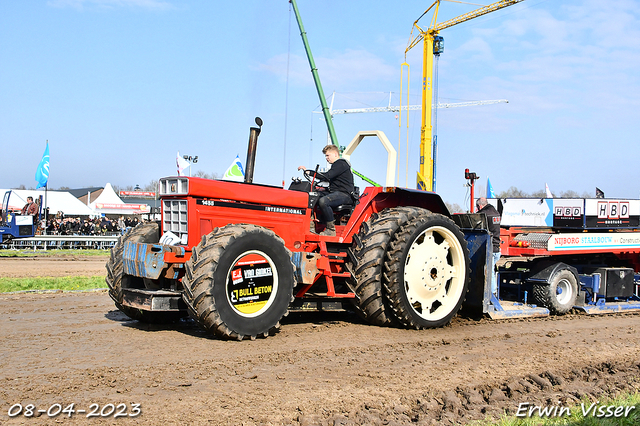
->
258 49 396 90
257 53 312 87
442 0 640 125
319 49 397 88
456 37 494 63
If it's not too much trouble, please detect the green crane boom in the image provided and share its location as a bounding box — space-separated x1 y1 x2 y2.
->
289 0 339 148
289 0 380 187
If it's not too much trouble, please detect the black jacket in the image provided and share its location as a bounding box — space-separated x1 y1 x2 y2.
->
478 203 501 252
311 158 354 195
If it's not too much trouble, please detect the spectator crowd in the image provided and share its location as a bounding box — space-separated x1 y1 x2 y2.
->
38 215 143 236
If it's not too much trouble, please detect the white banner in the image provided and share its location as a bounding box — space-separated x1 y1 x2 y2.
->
547 232 640 251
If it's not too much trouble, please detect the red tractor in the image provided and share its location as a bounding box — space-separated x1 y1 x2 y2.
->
106 119 471 340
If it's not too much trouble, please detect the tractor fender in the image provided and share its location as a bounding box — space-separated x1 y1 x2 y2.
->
526 261 580 286
342 187 451 244
362 187 450 217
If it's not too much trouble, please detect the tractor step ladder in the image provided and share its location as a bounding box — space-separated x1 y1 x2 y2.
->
295 241 355 299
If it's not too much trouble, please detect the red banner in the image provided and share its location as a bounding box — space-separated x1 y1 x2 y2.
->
95 203 150 211
119 191 156 197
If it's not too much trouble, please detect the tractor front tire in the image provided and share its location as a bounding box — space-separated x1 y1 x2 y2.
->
532 268 578 315
384 212 470 329
106 222 185 323
351 207 425 326
182 224 295 340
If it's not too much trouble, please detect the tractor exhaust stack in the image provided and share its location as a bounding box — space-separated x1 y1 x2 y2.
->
244 117 263 184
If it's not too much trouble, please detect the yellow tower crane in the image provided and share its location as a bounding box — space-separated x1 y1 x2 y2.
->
405 0 525 191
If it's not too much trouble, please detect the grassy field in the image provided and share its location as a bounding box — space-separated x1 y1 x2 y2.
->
0 249 109 257
471 393 640 426
0 249 109 292
0 276 107 293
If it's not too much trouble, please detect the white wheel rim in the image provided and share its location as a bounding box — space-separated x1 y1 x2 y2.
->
403 225 466 322
555 277 573 305
225 250 279 318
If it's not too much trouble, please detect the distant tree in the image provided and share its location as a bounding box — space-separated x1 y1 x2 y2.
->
557 189 577 198
497 186 529 198
194 170 220 180
495 186 594 199
112 184 134 194
530 190 548 198
445 202 464 214
558 189 590 198
143 179 158 192
110 172 219 195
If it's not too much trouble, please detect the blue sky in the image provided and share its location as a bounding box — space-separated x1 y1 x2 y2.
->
1 0 639 208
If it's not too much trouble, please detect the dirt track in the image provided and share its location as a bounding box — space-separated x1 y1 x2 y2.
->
0 256 108 278
1 256 639 425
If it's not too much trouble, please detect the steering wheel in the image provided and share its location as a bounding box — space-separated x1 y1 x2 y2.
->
302 168 330 193
303 168 329 183
303 169 315 183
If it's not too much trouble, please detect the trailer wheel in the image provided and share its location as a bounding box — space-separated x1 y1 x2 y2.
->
182 224 295 340
532 269 578 315
384 213 470 329
106 222 185 323
351 207 425 326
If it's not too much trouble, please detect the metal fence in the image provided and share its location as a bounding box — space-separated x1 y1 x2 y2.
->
3 235 120 250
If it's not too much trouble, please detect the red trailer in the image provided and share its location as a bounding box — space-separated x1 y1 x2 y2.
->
490 198 640 318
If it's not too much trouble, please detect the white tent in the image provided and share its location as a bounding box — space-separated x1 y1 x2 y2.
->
0 189 94 216
90 183 150 215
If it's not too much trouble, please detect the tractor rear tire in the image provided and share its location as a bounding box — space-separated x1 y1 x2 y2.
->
351 207 425 326
106 222 186 323
384 212 470 329
182 224 295 340
532 268 578 315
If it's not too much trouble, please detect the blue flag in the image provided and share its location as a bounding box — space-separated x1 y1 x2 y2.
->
35 142 50 189
487 177 496 199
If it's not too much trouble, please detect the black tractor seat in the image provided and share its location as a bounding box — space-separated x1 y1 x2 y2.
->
334 203 355 215
333 187 360 222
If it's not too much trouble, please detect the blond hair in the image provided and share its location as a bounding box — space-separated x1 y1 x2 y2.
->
322 145 340 155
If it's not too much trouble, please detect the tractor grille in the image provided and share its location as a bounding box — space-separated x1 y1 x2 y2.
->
163 199 188 245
